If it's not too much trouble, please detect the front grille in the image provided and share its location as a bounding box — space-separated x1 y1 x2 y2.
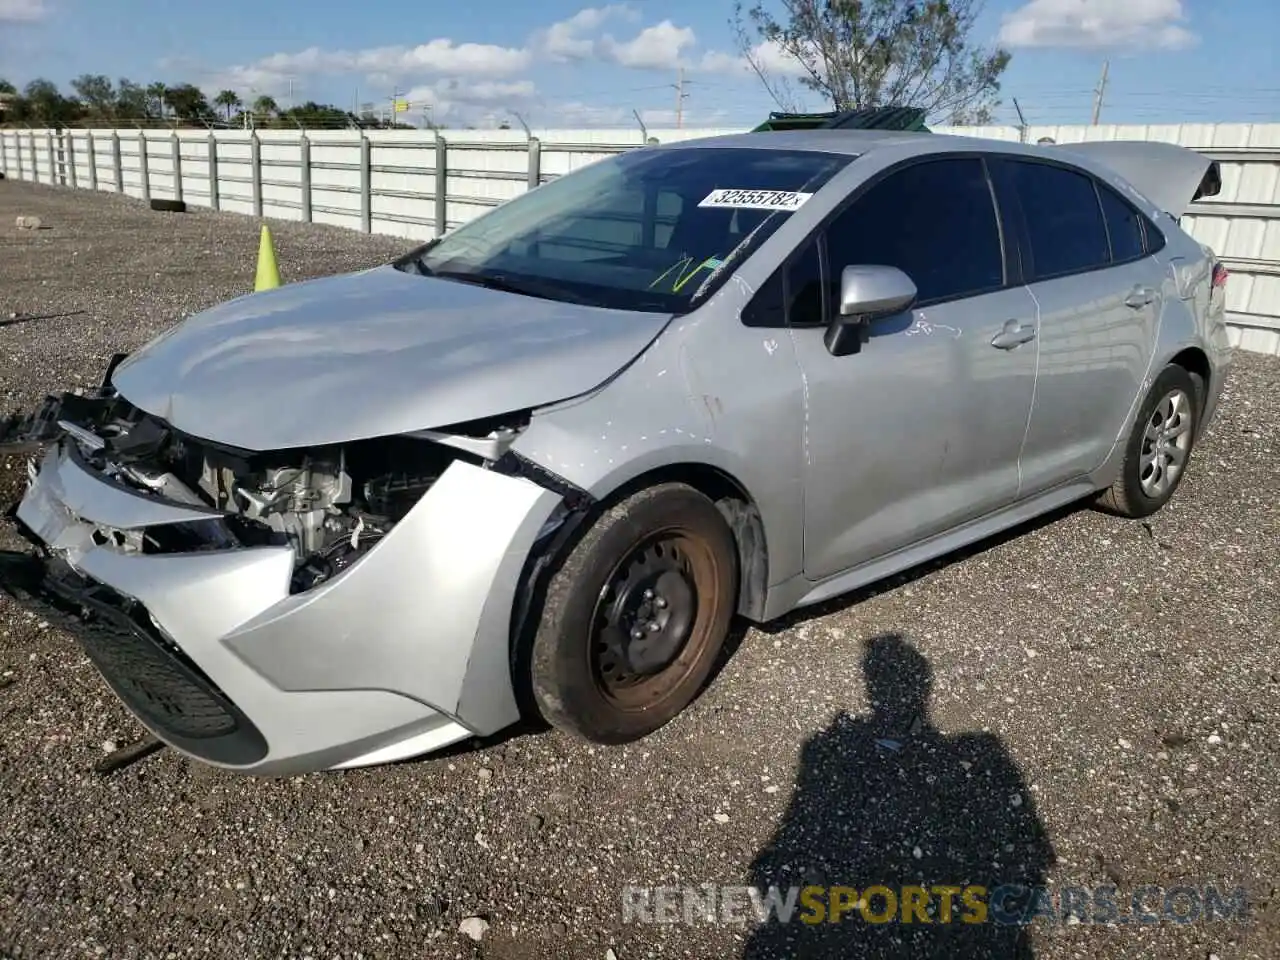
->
52 582 236 739
1 551 267 765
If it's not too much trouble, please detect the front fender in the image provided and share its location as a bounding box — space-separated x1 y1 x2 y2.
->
512 313 808 589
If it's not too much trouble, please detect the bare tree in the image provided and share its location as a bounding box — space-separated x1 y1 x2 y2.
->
732 0 1011 123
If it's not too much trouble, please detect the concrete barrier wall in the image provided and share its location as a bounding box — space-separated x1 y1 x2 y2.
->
2 123 1277 355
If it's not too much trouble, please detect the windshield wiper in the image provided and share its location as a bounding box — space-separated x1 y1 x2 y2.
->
430 269 596 306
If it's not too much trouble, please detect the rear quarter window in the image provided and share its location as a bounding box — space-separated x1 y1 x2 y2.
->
1098 184 1147 263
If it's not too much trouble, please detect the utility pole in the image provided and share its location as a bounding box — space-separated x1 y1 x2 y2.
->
1091 60 1110 126
1013 97 1029 143
387 86 402 128
672 66 688 129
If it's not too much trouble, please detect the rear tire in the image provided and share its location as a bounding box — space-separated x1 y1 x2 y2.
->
1097 364 1198 519
530 483 738 745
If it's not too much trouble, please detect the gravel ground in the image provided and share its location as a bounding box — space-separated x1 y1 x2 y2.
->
1 180 1278 960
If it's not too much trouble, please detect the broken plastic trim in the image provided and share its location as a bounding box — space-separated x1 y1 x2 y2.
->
490 451 593 512
497 452 598 714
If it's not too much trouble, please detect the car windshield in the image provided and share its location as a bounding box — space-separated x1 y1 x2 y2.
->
400 146 852 313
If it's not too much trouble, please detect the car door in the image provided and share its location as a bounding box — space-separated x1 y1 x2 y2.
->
990 158 1165 495
781 156 1040 582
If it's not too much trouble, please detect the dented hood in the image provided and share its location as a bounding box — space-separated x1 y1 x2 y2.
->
112 265 671 451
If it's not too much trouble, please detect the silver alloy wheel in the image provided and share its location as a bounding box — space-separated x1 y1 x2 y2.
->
1139 388 1193 498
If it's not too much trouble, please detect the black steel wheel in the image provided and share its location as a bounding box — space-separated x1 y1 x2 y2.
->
530 483 738 744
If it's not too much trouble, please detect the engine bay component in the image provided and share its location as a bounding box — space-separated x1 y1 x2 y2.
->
5 387 531 595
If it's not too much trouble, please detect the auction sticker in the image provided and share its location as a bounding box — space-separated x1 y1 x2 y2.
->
698 189 813 211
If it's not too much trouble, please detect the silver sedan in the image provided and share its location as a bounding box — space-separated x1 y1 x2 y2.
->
0 129 1233 774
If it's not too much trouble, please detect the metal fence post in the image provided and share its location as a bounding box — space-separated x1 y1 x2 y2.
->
171 132 183 204
15 132 25 180
207 133 220 211
86 131 98 191
527 136 541 191
250 132 263 217
65 131 77 188
46 130 56 184
28 131 38 182
434 135 448 238
359 135 372 233
299 133 313 223
139 131 151 201
111 132 123 193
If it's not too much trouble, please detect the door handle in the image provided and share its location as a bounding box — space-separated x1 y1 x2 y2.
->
991 320 1036 350
1124 286 1157 309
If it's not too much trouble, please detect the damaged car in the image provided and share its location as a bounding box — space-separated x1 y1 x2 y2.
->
0 131 1232 775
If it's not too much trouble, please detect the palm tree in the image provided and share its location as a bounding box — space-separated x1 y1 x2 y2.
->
214 89 242 122
252 94 278 118
146 81 168 118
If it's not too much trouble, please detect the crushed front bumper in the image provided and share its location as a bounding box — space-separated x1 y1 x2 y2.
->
0 441 561 775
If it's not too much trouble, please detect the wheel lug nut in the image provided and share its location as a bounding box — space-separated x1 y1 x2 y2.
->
631 628 645 640
643 589 654 600
655 597 668 609
648 622 660 632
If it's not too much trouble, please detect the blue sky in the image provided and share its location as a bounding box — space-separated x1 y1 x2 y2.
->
1 0 1276 129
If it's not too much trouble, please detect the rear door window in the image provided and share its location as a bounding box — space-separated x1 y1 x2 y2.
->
1003 161 1110 280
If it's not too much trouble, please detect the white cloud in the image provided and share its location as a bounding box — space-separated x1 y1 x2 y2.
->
0 0 47 21
209 6 692 102
202 6 741 123
250 39 532 78
698 40 809 78
599 20 697 70
534 5 635 61
999 0 1196 50
397 78 537 123
405 78 536 107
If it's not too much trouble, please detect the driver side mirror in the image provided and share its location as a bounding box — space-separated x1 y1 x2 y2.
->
824 264 918 357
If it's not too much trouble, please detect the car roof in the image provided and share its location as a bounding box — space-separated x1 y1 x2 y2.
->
652 129 923 157
649 130 1215 227
650 128 1045 162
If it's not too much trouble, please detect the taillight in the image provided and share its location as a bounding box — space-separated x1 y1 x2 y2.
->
1212 262 1229 288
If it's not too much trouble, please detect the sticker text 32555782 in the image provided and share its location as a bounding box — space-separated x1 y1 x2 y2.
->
698 189 814 211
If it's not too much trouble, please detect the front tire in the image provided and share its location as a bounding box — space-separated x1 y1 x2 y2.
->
1097 364 1199 519
530 483 738 745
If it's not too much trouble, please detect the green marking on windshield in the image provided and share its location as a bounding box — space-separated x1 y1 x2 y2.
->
672 257 723 292
650 257 693 290
650 256 724 293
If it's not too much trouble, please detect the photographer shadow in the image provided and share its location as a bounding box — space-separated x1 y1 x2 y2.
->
745 633 1055 959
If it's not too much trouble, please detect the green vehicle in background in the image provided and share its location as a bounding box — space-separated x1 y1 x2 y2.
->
751 106 930 133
